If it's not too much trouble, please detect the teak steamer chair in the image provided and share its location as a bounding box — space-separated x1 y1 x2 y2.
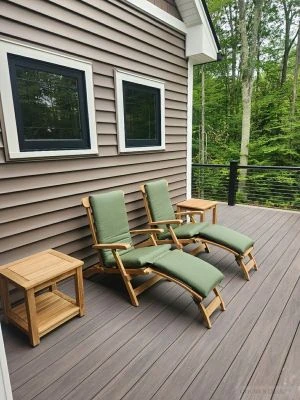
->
82 191 225 328
140 180 258 281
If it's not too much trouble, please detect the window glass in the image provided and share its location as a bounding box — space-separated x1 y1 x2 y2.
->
123 81 161 147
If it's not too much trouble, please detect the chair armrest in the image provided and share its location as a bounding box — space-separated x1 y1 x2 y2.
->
93 243 131 250
148 219 183 225
130 228 164 235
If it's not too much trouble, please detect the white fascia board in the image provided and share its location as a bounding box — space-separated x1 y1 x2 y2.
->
186 24 218 63
125 1 218 63
193 0 218 53
184 1 218 62
125 0 186 33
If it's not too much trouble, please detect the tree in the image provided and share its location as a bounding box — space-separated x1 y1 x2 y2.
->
238 0 264 175
280 0 299 86
193 0 300 167
292 21 300 116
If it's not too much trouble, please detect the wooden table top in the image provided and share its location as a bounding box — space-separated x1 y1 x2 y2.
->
0 249 83 290
177 198 218 210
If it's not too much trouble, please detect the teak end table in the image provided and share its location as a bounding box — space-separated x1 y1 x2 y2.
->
0 249 85 346
177 198 218 224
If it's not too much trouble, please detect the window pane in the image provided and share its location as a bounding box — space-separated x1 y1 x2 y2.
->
15 66 82 140
123 81 161 147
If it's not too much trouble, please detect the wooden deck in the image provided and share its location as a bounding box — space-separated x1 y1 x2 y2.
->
2 204 300 400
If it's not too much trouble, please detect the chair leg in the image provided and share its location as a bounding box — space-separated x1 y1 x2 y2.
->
236 256 250 281
195 288 225 329
113 250 139 307
249 252 258 271
189 242 207 256
123 275 139 307
198 302 212 329
213 287 226 311
236 252 258 281
204 243 210 253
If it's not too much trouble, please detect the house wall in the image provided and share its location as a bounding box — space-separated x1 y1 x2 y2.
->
147 0 181 18
0 0 188 267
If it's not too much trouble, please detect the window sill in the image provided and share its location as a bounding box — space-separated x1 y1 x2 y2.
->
6 148 99 161
118 145 165 153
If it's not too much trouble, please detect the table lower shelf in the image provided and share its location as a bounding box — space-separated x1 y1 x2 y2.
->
9 291 80 337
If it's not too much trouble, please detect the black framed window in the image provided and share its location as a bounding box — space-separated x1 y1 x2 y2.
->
122 81 161 148
8 54 91 152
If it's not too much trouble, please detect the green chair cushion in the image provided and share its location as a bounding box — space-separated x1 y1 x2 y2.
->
199 224 254 254
144 180 176 232
152 250 224 297
159 222 210 239
105 244 172 268
90 191 133 264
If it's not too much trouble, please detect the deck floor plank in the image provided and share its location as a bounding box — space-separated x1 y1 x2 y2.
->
241 277 300 400
272 323 300 400
4 279 114 371
149 214 300 400
32 286 188 400
1 205 299 400
120 213 299 400
207 246 300 400
12 284 182 400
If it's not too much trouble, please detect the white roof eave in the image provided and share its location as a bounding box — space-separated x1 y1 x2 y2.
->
125 0 219 64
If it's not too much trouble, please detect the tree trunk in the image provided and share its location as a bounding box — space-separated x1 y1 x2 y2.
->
228 2 238 115
292 23 300 116
238 0 264 193
200 66 205 197
240 81 253 166
280 0 298 86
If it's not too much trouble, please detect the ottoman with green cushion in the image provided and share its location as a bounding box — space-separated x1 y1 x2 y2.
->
151 250 224 298
164 223 254 254
199 225 254 255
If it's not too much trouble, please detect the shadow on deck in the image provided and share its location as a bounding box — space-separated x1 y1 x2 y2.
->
2 204 300 400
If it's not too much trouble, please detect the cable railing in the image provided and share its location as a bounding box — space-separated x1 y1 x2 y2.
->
192 162 300 211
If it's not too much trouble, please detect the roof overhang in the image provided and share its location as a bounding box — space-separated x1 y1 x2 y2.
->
125 0 221 65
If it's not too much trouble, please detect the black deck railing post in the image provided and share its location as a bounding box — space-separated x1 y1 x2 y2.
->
228 160 239 206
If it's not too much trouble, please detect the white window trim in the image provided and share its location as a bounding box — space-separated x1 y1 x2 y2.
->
0 38 98 160
114 69 165 153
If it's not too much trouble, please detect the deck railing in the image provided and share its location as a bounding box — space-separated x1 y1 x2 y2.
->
192 162 300 211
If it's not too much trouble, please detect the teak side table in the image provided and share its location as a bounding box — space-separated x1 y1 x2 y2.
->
176 198 218 224
0 249 85 346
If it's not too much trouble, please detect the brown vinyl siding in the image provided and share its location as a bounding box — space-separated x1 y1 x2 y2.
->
0 0 188 266
147 0 181 19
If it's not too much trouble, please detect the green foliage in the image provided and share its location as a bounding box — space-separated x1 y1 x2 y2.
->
193 0 300 167
192 0 300 210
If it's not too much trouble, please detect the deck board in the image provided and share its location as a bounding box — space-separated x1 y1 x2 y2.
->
149 215 300 400
241 278 300 400
272 322 300 400
1 204 300 400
